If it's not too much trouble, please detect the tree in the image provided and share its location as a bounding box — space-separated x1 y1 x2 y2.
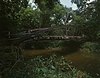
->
71 0 100 40
32 0 60 28
0 0 28 38
17 7 42 31
34 0 60 10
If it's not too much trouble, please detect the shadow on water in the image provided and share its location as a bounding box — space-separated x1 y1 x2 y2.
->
59 40 82 54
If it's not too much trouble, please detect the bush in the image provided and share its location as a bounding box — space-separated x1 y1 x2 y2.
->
81 42 100 53
3 55 92 78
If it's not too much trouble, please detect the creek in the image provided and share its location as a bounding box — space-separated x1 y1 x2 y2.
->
23 48 100 78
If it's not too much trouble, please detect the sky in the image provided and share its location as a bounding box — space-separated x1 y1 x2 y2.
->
60 0 77 10
60 0 95 10
29 0 95 10
29 0 77 10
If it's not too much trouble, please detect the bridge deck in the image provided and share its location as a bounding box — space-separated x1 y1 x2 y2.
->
31 36 83 40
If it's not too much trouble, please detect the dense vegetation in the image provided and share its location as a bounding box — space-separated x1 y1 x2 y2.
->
0 0 100 78
4 55 92 78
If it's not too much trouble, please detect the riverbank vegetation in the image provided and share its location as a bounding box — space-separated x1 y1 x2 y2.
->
81 42 100 54
0 0 100 78
3 55 92 78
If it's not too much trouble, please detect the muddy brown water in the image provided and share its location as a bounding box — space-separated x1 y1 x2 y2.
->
23 48 100 78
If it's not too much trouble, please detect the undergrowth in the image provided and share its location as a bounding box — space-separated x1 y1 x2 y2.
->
2 54 92 78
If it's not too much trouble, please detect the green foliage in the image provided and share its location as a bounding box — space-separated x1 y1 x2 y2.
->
0 0 74 39
0 0 28 32
34 0 60 10
0 46 21 77
51 4 70 26
3 55 92 78
72 0 100 40
17 7 42 30
70 13 86 35
17 2 72 29
81 42 100 53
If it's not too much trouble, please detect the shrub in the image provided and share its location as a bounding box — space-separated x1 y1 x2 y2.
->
81 42 100 53
3 54 92 78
